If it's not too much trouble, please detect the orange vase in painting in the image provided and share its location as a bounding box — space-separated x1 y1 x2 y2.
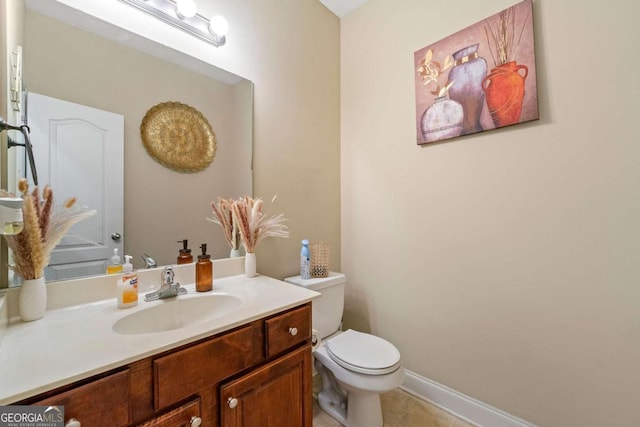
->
482 61 528 127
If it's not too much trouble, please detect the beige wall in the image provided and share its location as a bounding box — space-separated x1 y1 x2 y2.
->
233 0 342 279
215 0 342 279
341 1 640 426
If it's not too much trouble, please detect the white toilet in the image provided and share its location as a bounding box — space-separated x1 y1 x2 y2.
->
285 272 404 427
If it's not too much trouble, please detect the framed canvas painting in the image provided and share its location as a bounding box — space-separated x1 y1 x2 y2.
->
414 0 538 145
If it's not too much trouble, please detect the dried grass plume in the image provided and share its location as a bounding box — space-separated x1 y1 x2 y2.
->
1 179 96 280
209 195 289 254
208 197 240 251
484 4 529 67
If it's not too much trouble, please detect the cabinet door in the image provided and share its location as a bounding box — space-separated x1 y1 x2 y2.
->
220 344 312 427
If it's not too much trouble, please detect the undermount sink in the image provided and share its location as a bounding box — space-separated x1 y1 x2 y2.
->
112 294 242 335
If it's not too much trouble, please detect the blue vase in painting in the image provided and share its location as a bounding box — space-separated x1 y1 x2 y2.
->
447 44 487 135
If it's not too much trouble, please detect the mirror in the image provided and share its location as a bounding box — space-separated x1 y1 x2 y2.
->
4 1 252 285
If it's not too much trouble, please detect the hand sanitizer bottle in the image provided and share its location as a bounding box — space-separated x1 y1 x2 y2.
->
300 239 311 280
106 248 123 274
118 255 138 308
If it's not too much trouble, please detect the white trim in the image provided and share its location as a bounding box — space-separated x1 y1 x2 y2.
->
400 370 538 427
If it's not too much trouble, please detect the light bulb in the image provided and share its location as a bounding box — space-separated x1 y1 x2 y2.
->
176 0 197 19
209 15 229 37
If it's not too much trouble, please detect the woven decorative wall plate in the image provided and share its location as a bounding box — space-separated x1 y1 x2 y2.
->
140 101 216 172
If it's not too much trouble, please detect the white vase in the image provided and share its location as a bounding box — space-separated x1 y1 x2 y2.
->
19 277 47 322
230 248 242 258
244 253 256 278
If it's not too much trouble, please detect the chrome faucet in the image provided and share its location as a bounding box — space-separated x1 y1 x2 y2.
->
140 253 157 269
144 267 187 301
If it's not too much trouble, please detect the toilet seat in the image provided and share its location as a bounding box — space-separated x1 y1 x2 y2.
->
325 329 401 375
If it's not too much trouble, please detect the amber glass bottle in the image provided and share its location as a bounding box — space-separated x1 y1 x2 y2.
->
196 244 213 292
177 239 193 264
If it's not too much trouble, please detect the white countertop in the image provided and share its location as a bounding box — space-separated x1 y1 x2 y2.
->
0 271 319 404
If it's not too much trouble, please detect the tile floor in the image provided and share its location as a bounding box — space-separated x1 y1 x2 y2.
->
312 377 473 427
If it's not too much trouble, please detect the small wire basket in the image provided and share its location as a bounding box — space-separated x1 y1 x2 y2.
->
310 242 330 278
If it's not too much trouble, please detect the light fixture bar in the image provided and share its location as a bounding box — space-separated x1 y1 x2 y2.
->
119 0 226 47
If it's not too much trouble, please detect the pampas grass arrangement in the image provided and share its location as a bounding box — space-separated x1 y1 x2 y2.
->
209 195 289 254
208 197 240 252
0 179 96 280
233 195 289 253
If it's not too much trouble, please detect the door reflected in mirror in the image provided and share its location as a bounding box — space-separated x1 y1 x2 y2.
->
27 92 124 281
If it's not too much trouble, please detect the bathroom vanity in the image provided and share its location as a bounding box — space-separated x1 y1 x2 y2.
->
0 260 318 426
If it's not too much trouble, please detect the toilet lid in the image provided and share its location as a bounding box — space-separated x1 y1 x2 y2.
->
326 329 401 375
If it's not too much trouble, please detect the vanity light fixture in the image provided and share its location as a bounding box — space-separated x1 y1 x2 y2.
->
175 0 197 19
119 0 228 47
10 46 23 112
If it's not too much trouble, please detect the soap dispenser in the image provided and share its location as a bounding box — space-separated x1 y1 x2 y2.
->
196 244 212 292
177 239 193 264
106 248 123 274
117 255 138 308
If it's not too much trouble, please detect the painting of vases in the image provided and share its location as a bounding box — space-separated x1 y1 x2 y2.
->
414 0 538 145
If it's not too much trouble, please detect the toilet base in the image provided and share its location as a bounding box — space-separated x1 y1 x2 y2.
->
315 359 385 427
316 359 348 425
317 388 347 425
345 391 383 427
316 389 384 427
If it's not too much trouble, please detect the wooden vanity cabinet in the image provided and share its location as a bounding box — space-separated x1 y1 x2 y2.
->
16 303 312 427
220 345 312 427
221 304 313 427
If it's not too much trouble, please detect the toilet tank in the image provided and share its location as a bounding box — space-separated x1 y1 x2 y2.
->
284 272 345 340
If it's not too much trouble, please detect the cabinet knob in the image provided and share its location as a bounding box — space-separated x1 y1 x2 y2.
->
65 419 81 427
190 416 202 427
289 327 298 336
227 397 239 409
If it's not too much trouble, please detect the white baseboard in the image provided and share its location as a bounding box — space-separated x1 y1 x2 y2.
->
400 370 537 427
